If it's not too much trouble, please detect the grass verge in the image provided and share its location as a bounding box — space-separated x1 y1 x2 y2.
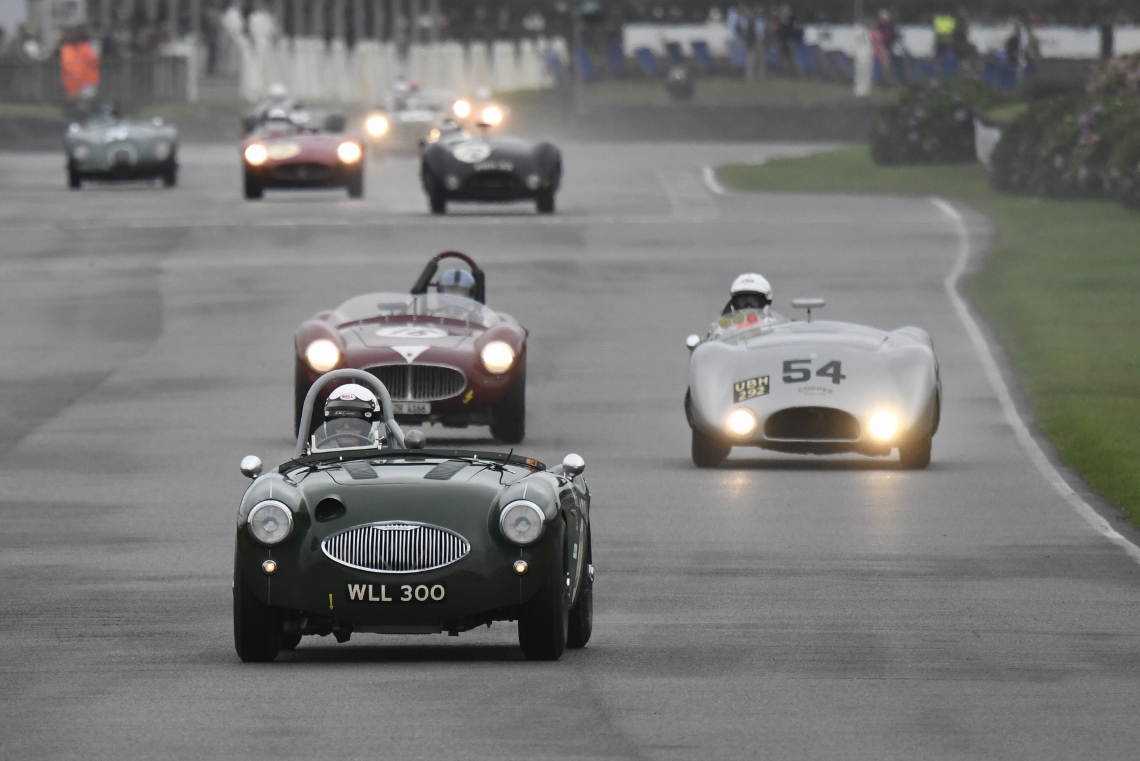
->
719 147 1140 526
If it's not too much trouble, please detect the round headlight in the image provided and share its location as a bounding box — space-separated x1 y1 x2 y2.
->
305 339 341 372
481 341 515 374
248 500 293 545
868 411 899 441
480 106 503 126
244 143 268 165
453 99 471 118
337 141 363 163
499 500 545 545
72 144 89 160
725 408 758 438
154 141 171 160
365 114 389 137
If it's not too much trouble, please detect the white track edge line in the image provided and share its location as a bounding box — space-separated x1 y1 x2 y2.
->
931 196 1140 564
702 165 726 196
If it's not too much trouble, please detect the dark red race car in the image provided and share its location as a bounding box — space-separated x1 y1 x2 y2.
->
294 252 528 443
241 109 365 200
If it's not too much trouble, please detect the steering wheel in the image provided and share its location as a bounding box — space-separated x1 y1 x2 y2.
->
315 432 376 450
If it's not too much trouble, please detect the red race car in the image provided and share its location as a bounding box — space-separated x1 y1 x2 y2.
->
241 109 365 200
294 252 528 443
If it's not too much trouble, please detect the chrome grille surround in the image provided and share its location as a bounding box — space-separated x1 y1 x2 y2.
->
364 364 467 402
320 521 471 574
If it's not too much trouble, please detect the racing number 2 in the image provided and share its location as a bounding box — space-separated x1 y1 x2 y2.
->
782 359 847 385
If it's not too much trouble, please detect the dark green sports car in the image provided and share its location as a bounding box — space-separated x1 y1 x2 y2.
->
64 108 178 189
233 369 593 662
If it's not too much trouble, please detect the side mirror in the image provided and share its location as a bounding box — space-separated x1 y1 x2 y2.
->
562 453 585 477
404 429 427 450
239 455 263 479
791 298 825 323
685 334 700 351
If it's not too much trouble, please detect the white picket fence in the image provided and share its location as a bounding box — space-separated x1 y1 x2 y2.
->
237 38 562 103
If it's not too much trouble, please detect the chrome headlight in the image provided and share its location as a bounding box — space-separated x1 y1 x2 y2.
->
480 106 503 126
71 144 89 160
725 408 758 438
244 143 268 166
247 500 294 545
337 141 363 163
481 341 515 374
365 114 389 137
525 173 541 190
868 411 899 441
453 99 471 118
499 500 545 545
153 141 171 160
305 339 341 372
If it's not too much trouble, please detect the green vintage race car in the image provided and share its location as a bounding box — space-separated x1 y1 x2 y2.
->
233 368 593 662
64 106 178 189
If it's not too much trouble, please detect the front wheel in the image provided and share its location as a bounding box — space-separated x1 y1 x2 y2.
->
536 190 555 214
233 552 282 662
162 159 177 188
346 169 364 198
518 521 569 661
566 526 593 649
424 170 447 214
692 428 731 468
68 166 82 189
490 359 526 444
898 435 932 469
244 173 263 200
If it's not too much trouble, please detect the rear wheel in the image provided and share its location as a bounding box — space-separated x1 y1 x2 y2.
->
244 173 263 200
518 521 569 661
566 526 593 649
424 169 447 214
899 435 932 469
233 552 282 662
346 169 364 198
68 165 82 189
490 359 526 444
536 190 555 214
162 162 177 188
692 428 731 468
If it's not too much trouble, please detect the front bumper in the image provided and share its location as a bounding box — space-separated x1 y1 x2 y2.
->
246 160 361 188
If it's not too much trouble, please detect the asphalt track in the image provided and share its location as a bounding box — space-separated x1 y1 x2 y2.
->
2 142 1140 760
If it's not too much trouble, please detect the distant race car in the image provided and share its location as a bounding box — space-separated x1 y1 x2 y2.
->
684 299 941 468
294 251 529 443
233 368 593 662
64 107 178 189
419 122 561 214
363 88 460 151
240 110 364 199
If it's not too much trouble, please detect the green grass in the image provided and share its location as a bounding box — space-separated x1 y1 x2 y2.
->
0 101 66 119
502 77 886 111
719 147 1140 526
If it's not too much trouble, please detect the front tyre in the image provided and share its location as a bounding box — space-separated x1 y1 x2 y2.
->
898 435 932 469
692 428 731 468
518 521 569 661
162 157 178 188
490 359 526 444
346 168 364 198
244 172 263 200
233 552 282 662
536 190 555 214
68 165 82 189
566 526 593 649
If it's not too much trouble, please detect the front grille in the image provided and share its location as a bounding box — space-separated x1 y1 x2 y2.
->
273 162 332 181
466 170 523 193
365 364 466 401
321 522 471 574
764 407 861 441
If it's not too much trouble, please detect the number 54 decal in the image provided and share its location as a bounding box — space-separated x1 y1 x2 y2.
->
782 359 847 385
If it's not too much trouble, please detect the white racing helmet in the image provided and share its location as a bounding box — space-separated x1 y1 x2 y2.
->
324 384 379 422
729 272 773 311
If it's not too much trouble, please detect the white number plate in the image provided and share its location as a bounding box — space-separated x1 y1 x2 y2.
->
392 402 430 415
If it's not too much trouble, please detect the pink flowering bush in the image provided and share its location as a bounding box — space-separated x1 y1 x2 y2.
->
1087 53 1140 98
870 78 1000 165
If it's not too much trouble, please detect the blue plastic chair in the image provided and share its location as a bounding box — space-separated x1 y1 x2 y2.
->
605 40 626 76
691 40 715 73
573 46 597 81
543 50 567 85
635 46 659 76
794 42 817 74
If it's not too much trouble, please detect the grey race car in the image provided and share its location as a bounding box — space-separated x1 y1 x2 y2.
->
684 299 941 469
64 107 178 189
420 124 561 215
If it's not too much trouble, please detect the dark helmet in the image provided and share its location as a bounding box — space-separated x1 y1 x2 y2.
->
438 268 476 298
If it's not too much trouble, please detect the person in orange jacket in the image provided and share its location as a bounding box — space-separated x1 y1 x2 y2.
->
60 27 101 102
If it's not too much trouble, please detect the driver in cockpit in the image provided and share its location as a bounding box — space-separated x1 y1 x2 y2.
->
722 272 773 315
437 268 477 299
311 384 382 451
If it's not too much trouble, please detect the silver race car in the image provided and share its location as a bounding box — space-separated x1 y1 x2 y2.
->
684 290 941 469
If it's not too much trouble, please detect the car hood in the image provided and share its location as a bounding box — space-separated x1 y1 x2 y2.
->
345 319 481 351
69 122 176 143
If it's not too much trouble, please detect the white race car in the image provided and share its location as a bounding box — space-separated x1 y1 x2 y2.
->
684 299 941 468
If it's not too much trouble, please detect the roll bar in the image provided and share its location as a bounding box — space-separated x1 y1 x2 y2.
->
409 250 486 304
294 369 406 457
